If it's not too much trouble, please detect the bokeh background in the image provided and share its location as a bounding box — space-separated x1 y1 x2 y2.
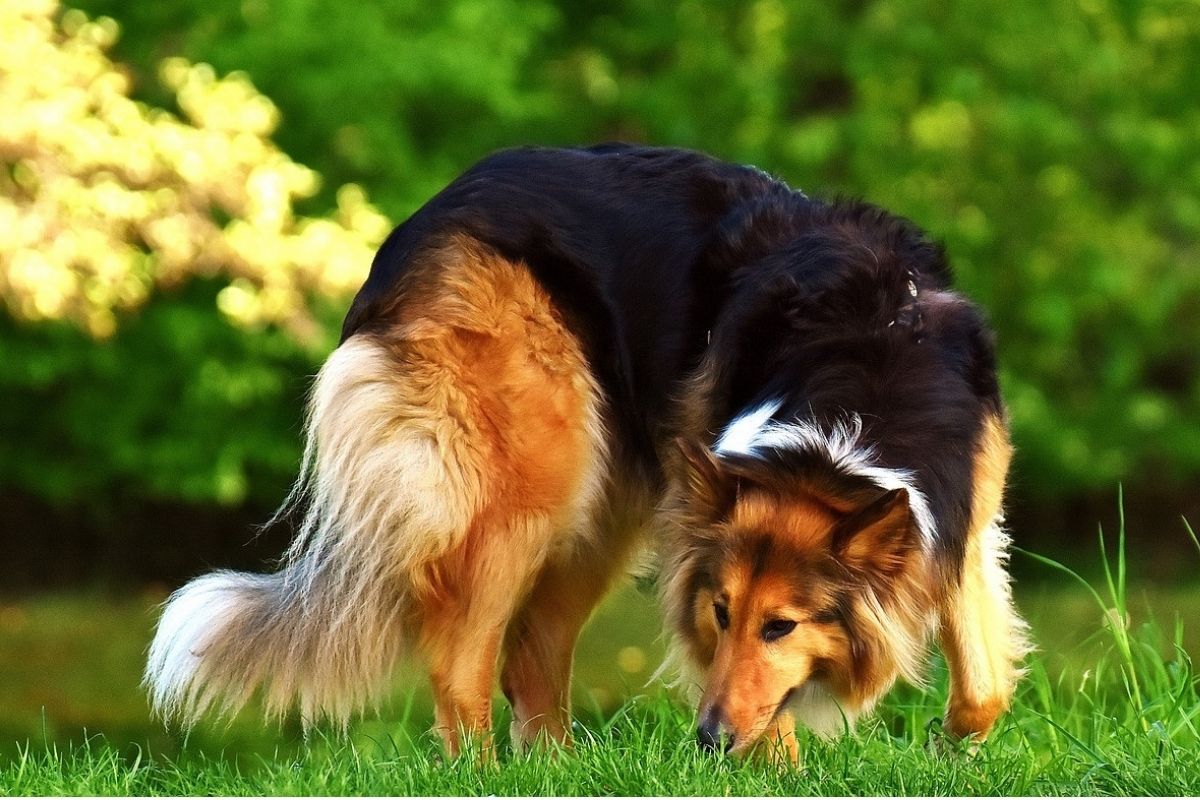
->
2 0 1198 761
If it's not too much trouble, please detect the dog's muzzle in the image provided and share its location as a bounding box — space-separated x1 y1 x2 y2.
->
697 707 735 754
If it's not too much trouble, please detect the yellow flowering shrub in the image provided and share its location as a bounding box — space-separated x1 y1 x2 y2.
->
0 0 390 339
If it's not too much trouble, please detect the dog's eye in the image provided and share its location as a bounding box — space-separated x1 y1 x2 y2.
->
713 602 730 630
761 619 797 642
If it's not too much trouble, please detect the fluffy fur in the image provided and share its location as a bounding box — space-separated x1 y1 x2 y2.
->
145 144 1030 760
716 410 938 547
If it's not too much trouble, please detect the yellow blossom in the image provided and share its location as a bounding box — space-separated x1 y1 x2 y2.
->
0 0 390 340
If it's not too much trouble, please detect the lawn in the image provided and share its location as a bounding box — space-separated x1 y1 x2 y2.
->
3 535 1200 795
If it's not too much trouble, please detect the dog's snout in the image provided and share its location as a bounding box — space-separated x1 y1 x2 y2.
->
697 708 735 754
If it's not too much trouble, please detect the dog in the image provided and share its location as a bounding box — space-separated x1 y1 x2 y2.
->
145 143 1030 762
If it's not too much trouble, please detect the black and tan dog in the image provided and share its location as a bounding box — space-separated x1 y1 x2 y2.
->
146 144 1030 762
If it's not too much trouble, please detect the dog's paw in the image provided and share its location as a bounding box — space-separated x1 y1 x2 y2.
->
924 717 982 758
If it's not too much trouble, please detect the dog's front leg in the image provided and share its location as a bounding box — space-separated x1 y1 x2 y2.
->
938 519 1031 742
759 711 800 767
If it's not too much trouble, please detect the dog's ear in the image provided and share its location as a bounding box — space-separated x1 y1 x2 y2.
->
676 438 737 522
830 488 916 580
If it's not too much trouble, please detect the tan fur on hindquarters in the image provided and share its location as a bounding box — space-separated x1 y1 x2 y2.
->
939 414 1031 741
144 233 610 753
396 235 608 756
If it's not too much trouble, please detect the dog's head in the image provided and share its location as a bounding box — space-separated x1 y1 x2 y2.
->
665 438 931 757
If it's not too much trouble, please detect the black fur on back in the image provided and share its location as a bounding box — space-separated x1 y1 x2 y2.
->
343 144 1005 564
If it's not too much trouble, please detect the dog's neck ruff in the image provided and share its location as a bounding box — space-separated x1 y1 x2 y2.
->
714 400 937 546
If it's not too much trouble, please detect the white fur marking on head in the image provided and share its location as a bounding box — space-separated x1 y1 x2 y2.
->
714 399 782 455
716 410 938 546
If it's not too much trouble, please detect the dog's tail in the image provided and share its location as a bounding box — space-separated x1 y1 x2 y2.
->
144 335 478 727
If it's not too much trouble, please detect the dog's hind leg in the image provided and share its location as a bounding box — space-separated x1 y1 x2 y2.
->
938 415 1031 741
394 235 609 757
415 529 539 759
423 615 504 758
499 525 640 749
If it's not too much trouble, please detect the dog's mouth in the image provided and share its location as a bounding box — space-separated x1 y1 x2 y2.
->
720 685 803 757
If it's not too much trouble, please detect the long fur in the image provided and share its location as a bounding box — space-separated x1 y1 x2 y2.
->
716 410 939 547
145 337 454 726
145 144 1026 750
657 422 938 714
145 236 610 734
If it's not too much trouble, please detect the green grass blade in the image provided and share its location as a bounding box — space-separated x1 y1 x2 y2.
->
1013 547 1108 610
1183 516 1200 559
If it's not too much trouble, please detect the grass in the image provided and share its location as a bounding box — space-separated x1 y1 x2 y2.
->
3 513 1200 795
3 688 1197 797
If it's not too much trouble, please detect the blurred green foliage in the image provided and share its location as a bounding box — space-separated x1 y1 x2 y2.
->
5 0 1200 512
0 284 334 507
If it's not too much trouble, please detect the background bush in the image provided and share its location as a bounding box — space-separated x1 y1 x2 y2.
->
2 0 1199 578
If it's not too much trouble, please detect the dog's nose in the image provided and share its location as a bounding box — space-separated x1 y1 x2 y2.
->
697 709 734 753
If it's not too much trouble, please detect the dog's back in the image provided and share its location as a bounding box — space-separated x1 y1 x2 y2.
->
342 144 791 465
